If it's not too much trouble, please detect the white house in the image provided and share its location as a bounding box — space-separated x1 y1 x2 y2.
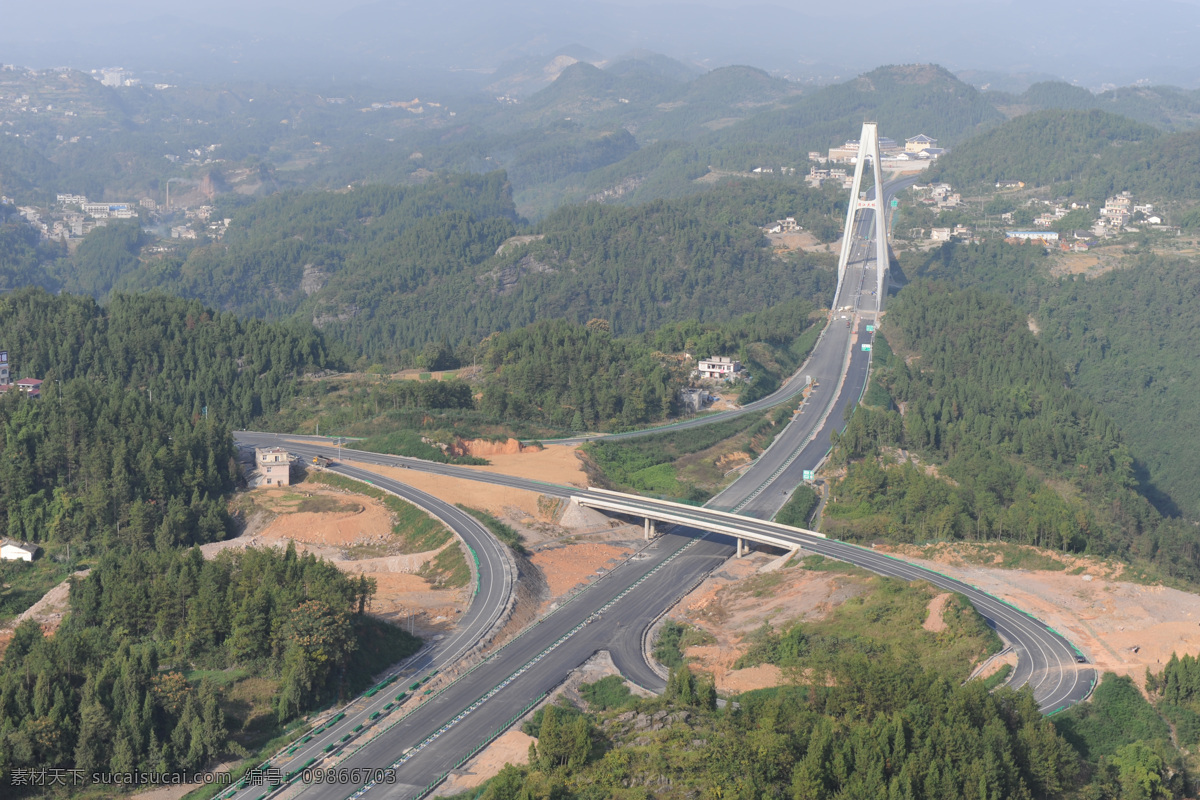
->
1 540 41 561
697 356 742 379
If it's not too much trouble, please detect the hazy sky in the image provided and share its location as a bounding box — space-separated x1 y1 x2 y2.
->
5 0 1200 89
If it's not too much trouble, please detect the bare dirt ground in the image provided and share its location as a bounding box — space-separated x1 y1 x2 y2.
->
879 543 1200 681
338 442 588 518
667 551 870 693
345 459 549 521
209 484 469 637
923 593 952 632
766 231 824 252
462 444 589 487
0 568 90 657
531 542 633 600
131 759 240 800
9 569 87 634
437 729 534 794
1049 244 1134 278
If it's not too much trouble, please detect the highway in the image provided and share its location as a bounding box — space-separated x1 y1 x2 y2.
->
226 173 1093 800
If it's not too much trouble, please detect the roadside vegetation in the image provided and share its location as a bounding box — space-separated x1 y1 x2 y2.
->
774 485 819 528
471 646 1074 800
460 506 527 555
584 398 803 503
734 577 1001 681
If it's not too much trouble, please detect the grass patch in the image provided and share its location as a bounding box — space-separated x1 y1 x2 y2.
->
862 372 892 408
798 554 868 575
459 505 527 554
982 663 1013 691
580 675 635 712
653 620 715 669
735 578 1001 680
418 544 471 589
948 543 1071 572
222 676 285 748
180 719 312 800
585 395 803 502
775 485 819 528
0 557 78 624
183 667 250 687
741 571 787 598
306 472 451 552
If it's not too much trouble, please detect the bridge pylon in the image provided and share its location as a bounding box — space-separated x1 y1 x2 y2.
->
834 122 891 307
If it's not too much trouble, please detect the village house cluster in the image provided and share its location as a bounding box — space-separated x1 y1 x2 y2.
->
816 133 944 167
0 351 42 397
1003 190 1172 250
8 193 232 244
14 194 145 241
1096 191 1163 233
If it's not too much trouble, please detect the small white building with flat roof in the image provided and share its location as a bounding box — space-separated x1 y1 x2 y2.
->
697 356 742 379
256 447 292 487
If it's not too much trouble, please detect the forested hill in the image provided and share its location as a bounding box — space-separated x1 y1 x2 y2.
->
906 240 1200 522
696 64 1003 169
928 108 1200 202
828 281 1200 582
58 174 840 361
0 288 338 548
0 288 337 423
991 80 1200 131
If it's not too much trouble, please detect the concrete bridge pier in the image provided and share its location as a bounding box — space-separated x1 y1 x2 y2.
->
644 518 656 541
737 537 746 558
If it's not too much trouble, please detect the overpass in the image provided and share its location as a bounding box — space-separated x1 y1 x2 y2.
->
574 486 825 557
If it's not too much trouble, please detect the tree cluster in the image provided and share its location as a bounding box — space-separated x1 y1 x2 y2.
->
0 544 373 785
825 281 1197 580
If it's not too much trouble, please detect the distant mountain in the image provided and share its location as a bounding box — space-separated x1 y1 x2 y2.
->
485 45 610 97
694 64 1004 168
928 108 1200 202
990 81 1200 131
605 52 703 84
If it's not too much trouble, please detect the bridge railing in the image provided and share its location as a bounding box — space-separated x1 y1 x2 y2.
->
575 487 826 551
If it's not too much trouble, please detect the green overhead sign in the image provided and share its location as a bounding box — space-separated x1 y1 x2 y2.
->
890 199 898 208
803 470 815 481
866 324 874 332
862 344 872 351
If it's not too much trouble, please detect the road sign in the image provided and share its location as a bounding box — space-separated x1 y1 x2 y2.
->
862 344 872 351
803 470 814 481
890 199 898 208
866 324 874 332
